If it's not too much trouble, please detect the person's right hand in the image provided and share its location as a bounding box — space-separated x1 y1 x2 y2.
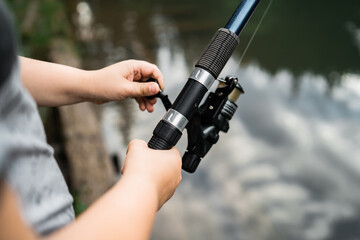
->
86 60 164 112
121 140 182 209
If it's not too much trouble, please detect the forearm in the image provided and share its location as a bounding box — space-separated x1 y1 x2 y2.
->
1 176 158 240
19 56 90 107
48 175 158 240
19 57 164 111
0 141 180 240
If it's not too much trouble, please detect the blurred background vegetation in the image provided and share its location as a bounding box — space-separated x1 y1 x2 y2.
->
6 0 73 59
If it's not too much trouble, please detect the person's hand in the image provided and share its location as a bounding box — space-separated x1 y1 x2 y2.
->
121 140 182 209
87 60 164 112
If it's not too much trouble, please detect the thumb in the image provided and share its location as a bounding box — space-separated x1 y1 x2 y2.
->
127 82 159 97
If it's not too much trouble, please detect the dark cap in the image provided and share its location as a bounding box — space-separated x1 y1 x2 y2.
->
0 1 17 88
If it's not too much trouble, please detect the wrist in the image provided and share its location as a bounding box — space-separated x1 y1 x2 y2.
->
120 173 160 210
75 69 100 103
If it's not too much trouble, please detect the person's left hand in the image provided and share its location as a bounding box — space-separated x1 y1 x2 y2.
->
86 59 164 112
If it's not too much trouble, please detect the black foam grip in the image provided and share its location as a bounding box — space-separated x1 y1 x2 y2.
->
148 135 172 150
195 28 239 78
148 120 182 150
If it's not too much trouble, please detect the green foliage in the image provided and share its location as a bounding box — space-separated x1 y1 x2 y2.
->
5 0 72 59
72 193 89 216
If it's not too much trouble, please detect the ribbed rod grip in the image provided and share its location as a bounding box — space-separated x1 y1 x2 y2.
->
148 120 182 150
148 135 172 150
195 28 239 79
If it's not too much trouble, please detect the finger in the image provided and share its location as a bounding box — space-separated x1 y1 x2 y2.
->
170 146 181 156
128 139 147 149
139 101 146 111
142 96 157 112
135 97 142 105
136 97 157 112
127 82 160 98
144 97 157 107
132 60 165 90
145 100 154 113
136 97 146 111
147 98 157 105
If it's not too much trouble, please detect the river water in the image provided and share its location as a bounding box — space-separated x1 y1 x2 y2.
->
76 1 360 239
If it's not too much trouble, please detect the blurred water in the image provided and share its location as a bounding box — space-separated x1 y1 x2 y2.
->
79 0 360 239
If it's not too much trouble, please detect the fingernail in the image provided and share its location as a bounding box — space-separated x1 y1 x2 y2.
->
150 84 156 93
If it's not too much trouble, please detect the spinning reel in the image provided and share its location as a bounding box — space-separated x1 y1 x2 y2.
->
148 76 244 173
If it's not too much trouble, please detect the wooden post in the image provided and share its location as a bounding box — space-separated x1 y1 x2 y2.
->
50 39 117 206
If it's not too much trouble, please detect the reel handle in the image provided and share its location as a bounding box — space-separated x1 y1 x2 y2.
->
146 78 172 111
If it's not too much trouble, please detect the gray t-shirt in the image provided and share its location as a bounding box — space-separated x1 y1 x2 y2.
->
0 2 74 235
0 61 75 235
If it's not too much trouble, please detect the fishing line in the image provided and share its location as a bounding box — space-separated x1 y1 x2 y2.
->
234 0 274 72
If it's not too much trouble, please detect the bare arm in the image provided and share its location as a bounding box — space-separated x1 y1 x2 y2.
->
0 140 182 240
20 57 164 112
0 181 38 240
50 175 159 240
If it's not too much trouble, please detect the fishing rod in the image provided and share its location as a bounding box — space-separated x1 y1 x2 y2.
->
147 0 261 173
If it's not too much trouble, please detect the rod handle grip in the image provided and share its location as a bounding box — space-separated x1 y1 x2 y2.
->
148 134 172 150
147 120 182 150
